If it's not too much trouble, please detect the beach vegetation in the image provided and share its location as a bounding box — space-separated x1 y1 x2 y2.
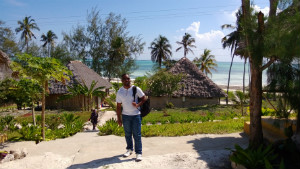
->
0 20 19 56
193 48 218 77
149 35 172 68
236 0 300 148
15 16 40 53
11 53 72 140
63 9 145 81
146 70 184 102
40 30 58 57
176 33 196 58
133 76 148 91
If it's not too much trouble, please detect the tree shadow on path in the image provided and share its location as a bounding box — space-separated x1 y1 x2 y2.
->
67 155 135 169
187 133 248 169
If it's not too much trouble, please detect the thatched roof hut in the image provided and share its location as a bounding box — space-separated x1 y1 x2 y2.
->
46 61 112 110
0 50 12 80
48 60 112 94
168 57 226 98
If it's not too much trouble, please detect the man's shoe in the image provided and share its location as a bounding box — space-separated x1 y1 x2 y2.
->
123 149 133 157
136 154 142 162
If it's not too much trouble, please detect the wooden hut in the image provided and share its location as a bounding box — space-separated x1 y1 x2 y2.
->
0 50 12 80
46 60 112 110
150 57 226 109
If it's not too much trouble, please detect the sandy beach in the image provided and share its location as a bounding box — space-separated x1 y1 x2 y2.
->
0 111 249 169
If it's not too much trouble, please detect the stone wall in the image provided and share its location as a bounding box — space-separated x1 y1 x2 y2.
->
150 96 219 109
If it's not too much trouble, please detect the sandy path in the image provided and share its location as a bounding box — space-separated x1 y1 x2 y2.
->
0 111 248 169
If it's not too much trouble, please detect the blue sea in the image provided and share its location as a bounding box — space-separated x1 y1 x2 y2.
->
131 60 268 86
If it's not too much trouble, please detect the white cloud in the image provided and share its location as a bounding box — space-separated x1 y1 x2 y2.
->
253 5 270 16
173 21 239 62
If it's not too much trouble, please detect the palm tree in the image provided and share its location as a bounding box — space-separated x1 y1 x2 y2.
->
221 9 243 104
193 49 217 77
41 30 58 57
149 35 172 68
15 16 40 53
176 33 196 58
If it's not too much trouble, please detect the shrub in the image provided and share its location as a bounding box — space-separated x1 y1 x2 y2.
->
98 118 123 136
229 144 282 169
166 102 174 108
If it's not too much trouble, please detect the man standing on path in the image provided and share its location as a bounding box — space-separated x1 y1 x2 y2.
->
116 74 147 162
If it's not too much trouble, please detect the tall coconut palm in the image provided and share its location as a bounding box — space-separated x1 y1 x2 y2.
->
41 30 58 57
221 9 243 104
176 33 196 58
149 35 172 68
193 49 217 77
15 16 40 53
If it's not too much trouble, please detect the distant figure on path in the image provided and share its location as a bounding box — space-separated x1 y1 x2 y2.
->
89 109 98 130
116 74 147 162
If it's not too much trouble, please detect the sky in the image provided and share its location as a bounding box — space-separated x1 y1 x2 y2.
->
0 0 271 62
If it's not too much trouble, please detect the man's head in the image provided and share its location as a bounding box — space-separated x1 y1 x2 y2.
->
121 74 131 88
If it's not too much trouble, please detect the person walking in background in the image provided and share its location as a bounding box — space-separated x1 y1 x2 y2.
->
116 74 147 162
89 109 98 130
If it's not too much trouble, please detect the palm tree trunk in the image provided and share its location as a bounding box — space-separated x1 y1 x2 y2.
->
226 56 234 105
32 100 36 126
243 59 247 94
42 81 46 141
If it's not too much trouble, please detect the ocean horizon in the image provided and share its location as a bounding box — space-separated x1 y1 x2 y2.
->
131 60 268 86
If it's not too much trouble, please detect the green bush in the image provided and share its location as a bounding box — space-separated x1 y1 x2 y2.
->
229 144 283 169
166 102 174 108
98 118 123 136
0 115 17 132
18 125 42 142
262 108 276 116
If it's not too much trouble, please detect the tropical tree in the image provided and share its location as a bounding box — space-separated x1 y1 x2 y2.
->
147 70 184 103
10 78 42 125
240 0 300 148
221 9 243 104
15 16 40 53
149 35 172 68
193 49 217 77
0 20 19 56
58 80 106 111
11 53 72 140
41 30 58 57
176 33 196 58
232 90 249 116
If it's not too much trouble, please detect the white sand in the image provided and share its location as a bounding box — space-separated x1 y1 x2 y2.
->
0 111 248 169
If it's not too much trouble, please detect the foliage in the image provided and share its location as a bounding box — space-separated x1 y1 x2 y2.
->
232 91 249 115
98 118 245 137
261 108 276 116
146 69 184 98
229 144 282 169
17 124 42 142
149 35 172 68
0 78 15 106
0 20 19 55
0 115 17 132
193 48 217 77
63 9 145 80
105 97 117 111
11 53 72 140
133 76 148 91
40 30 58 57
111 82 122 92
98 118 123 136
58 80 106 111
176 33 196 58
15 16 40 52
165 102 174 109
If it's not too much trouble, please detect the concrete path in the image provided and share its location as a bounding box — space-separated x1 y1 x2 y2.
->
0 111 249 169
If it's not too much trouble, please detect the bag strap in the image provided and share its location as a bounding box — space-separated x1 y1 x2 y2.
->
132 86 137 102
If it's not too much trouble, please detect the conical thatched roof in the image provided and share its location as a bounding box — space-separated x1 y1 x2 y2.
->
0 50 10 65
0 50 12 80
168 57 226 98
48 60 112 94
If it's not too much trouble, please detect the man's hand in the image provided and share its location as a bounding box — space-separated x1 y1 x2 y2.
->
117 119 122 127
132 102 139 108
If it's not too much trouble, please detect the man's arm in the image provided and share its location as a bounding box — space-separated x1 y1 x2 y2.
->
132 95 147 108
116 103 122 127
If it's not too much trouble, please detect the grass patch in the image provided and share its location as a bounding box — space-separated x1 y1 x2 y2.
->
98 118 248 137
